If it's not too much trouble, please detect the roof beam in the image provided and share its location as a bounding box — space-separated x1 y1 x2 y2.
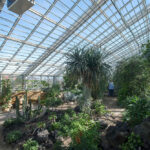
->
1 0 59 74
111 0 139 47
23 0 107 76
142 0 150 40
91 0 134 55
11 0 83 75
105 27 149 62
0 0 5 12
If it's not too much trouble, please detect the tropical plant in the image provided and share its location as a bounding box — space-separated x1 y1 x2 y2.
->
66 46 110 109
123 96 150 126
23 139 39 150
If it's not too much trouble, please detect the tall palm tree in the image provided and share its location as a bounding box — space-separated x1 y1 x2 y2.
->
66 46 111 109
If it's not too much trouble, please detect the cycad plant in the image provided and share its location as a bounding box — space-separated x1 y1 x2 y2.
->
66 46 110 110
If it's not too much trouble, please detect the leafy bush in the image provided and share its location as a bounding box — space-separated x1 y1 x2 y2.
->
121 132 143 150
3 118 24 129
91 100 108 116
23 139 39 150
0 79 11 104
123 96 150 126
37 122 46 129
6 130 23 144
50 112 100 150
42 84 62 108
113 57 150 106
69 114 100 150
142 40 150 63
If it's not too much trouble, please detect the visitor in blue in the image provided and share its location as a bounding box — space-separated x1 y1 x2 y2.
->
108 81 114 97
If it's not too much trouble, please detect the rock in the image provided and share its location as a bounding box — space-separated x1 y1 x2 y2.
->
74 106 81 113
99 119 108 130
37 129 50 142
102 122 130 150
133 117 150 149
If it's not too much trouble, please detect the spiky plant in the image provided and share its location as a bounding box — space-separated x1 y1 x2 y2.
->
66 46 110 109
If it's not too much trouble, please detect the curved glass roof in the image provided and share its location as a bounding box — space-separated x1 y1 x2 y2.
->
0 0 150 76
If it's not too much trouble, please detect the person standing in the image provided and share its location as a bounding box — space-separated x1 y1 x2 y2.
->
108 81 114 96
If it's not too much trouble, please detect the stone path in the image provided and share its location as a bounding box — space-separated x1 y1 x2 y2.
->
101 96 125 126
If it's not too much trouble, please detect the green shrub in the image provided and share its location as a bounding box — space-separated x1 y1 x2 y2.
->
0 79 11 104
52 112 100 150
3 118 24 128
23 139 39 150
123 96 150 126
6 130 23 144
37 122 46 129
42 84 62 108
121 132 143 150
113 57 150 106
91 100 108 116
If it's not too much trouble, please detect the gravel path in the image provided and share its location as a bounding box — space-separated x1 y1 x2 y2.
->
101 96 125 126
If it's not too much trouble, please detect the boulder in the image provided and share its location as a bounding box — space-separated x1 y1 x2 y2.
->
133 117 150 149
99 119 108 130
37 129 50 142
102 122 130 150
74 105 81 113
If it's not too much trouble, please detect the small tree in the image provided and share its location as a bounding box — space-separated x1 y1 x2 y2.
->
66 46 110 110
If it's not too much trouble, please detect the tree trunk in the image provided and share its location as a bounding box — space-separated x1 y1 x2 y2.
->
82 85 92 113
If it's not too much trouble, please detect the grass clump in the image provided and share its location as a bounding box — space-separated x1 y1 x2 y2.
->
23 139 39 150
3 118 24 129
121 132 143 150
6 130 23 144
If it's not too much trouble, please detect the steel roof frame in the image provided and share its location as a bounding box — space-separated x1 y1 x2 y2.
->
0 0 149 77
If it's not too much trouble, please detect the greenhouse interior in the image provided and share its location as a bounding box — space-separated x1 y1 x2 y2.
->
0 0 150 149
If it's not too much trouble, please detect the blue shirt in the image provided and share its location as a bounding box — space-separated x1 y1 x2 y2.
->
109 82 114 90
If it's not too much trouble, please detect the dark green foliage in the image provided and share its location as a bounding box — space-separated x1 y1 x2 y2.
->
23 139 39 150
42 84 62 108
123 96 150 126
6 130 23 144
3 118 24 129
63 72 78 91
53 141 64 150
113 57 150 105
121 132 143 150
142 40 150 63
0 79 11 105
